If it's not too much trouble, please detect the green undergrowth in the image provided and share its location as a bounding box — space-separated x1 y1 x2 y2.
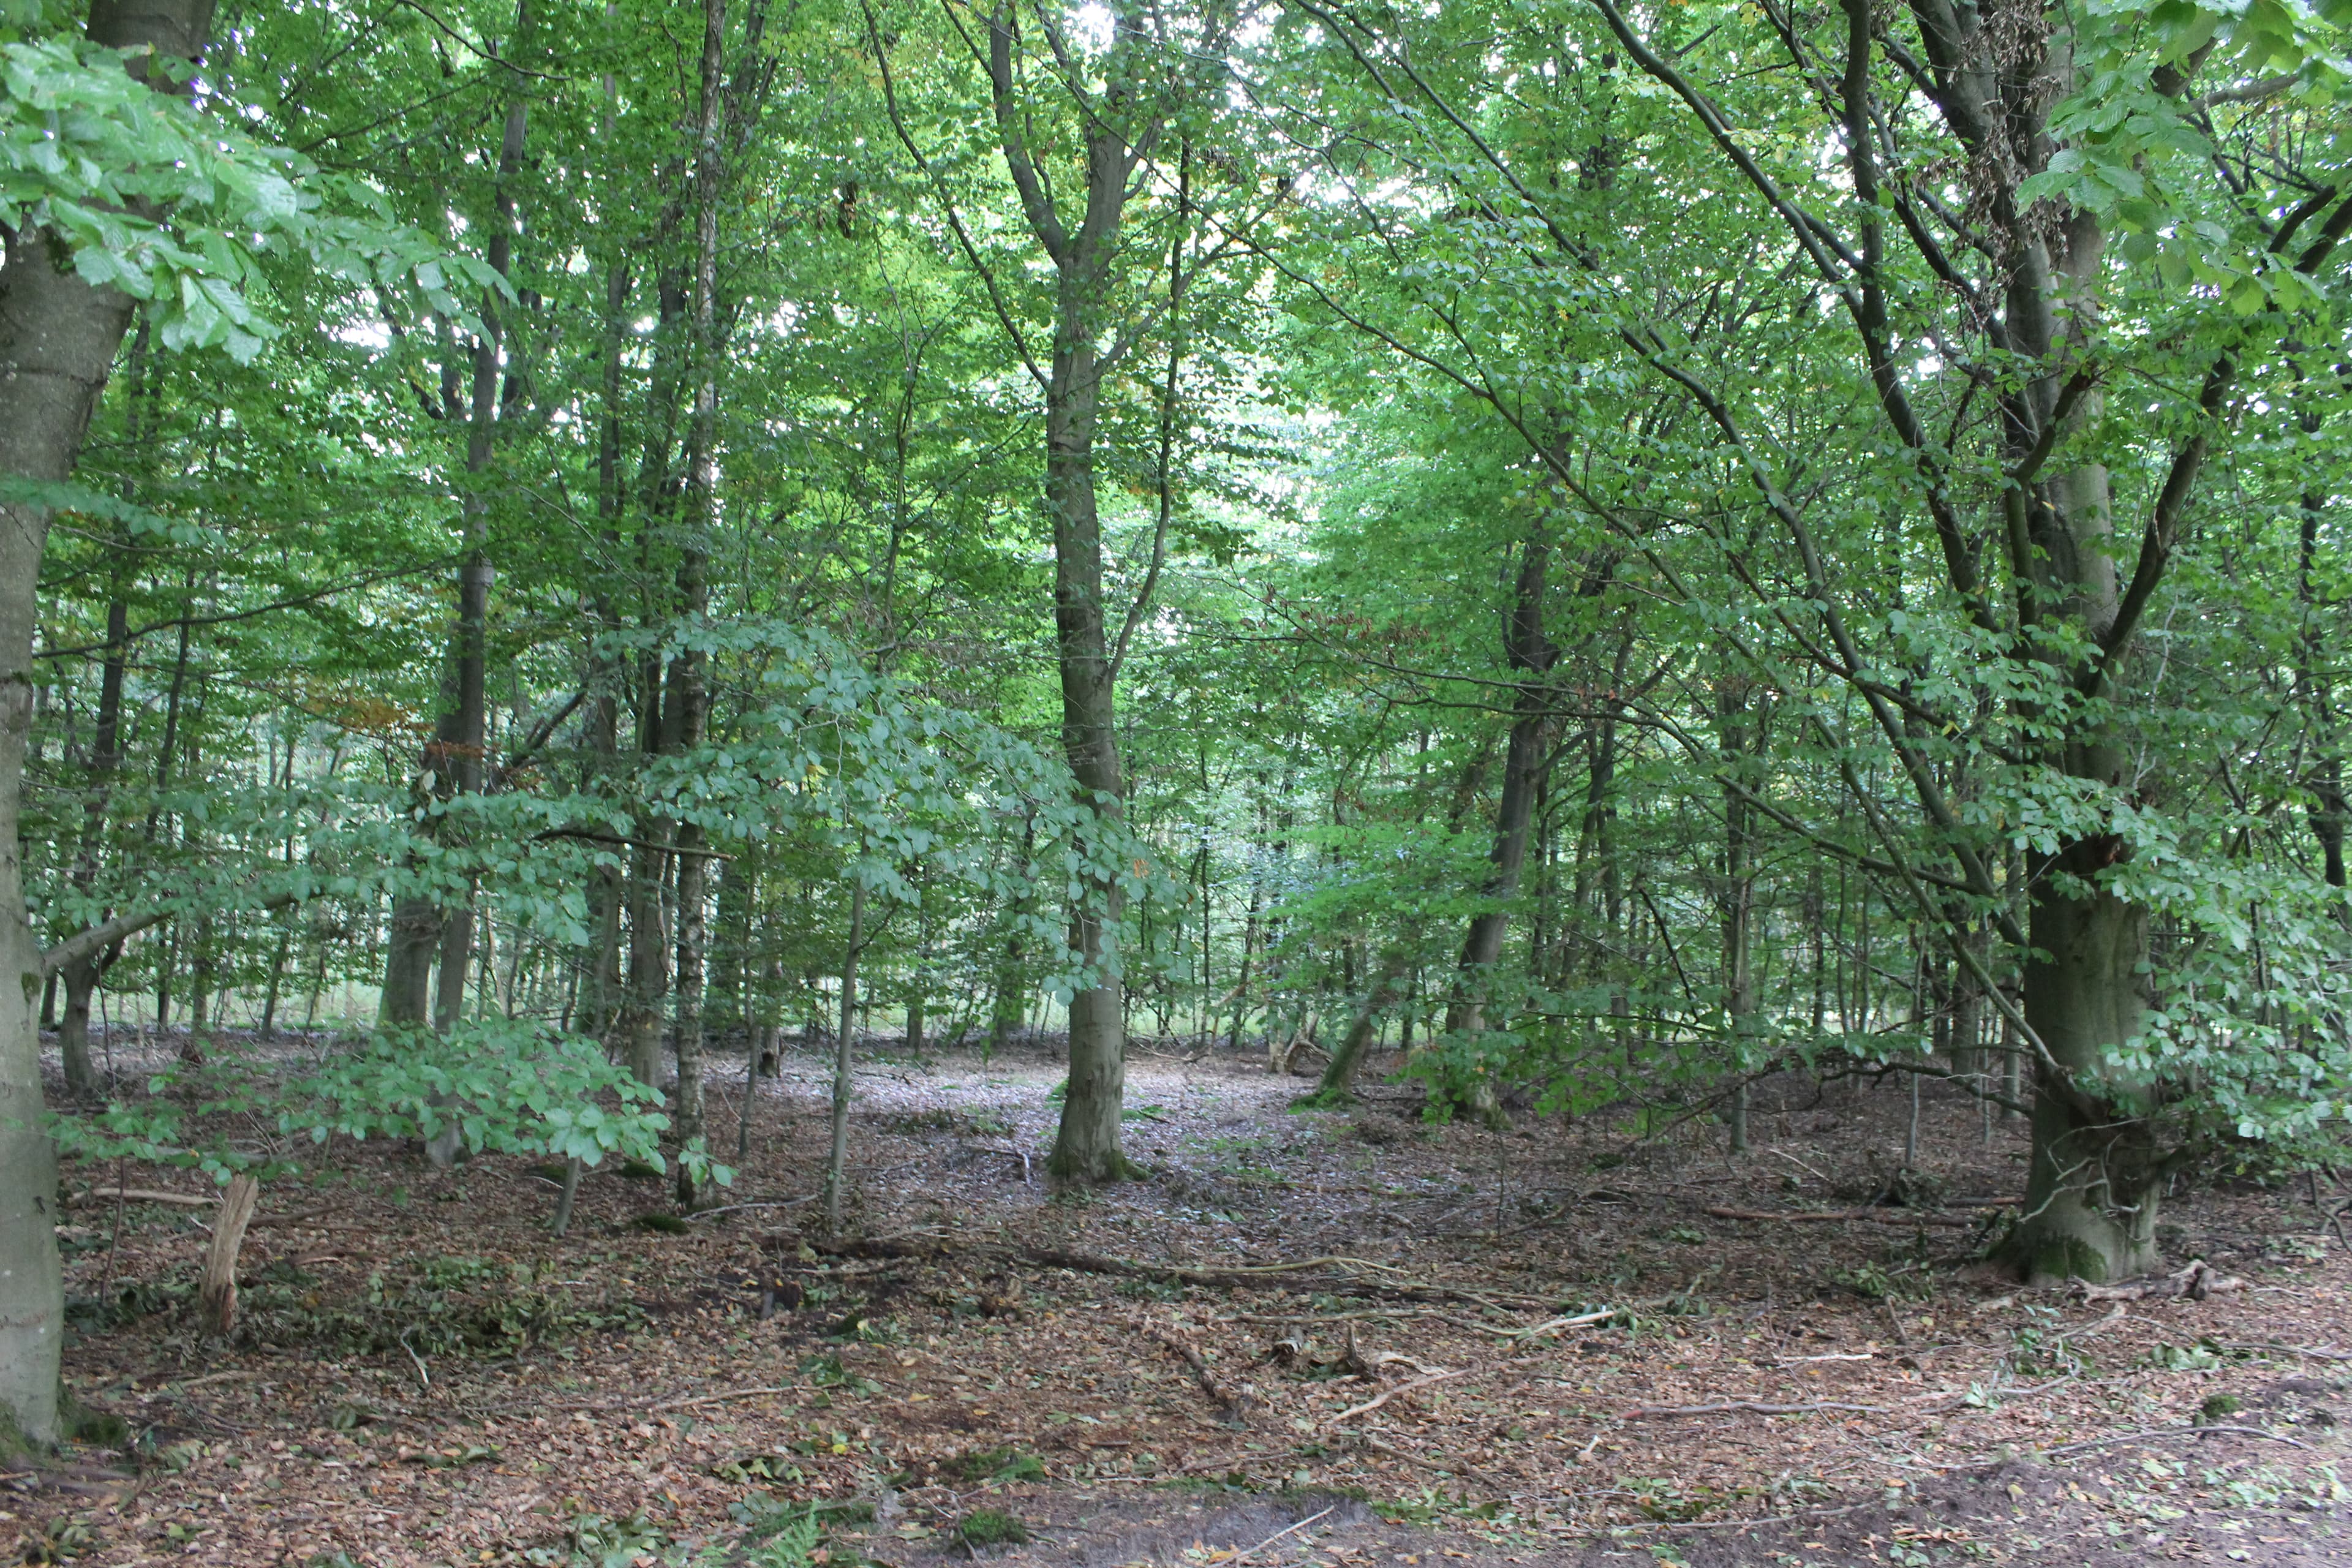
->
72 1253 644 1360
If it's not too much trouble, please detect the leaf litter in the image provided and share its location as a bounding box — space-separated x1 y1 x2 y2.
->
13 1031 2352 1566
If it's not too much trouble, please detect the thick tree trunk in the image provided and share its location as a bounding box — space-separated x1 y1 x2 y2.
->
2010 850 2160 1281
0 0 218 1450
1999 213 2162 1282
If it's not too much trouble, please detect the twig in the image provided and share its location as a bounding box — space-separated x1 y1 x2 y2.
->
2038 1423 2310 1456
657 1385 799 1412
684 1194 820 1222
1226 1506 1335 1566
2217 1341 2351 1361
2057 1305 2128 1344
1631 1502 1871 1532
397 1328 430 1391
1765 1148 1831 1184
1330 1367 1466 1424
1143 1321 1253 1423
1705 1205 1974 1229
1506 1308 1619 1341
1623 1399 1887 1419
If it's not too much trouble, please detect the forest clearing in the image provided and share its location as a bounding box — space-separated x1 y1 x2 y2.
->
4 0 2351 1562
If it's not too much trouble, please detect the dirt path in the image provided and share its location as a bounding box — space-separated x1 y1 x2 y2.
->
13 1035 2350 1566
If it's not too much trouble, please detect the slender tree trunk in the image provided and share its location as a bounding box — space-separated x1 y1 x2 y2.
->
2299 467 2346 890
1437 528 1558 1123
0 0 219 1449
426 48 530 1038
667 0 725 1206
824 881 867 1232
1303 944 1415 1104
1718 679 1762 1154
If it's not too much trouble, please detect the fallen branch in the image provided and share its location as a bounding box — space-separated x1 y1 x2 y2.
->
1224 1506 1335 1566
2070 1259 2244 1303
1330 1366 1466 1424
1022 1246 1552 1308
657 1385 800 1412
1143 1320 1253 1424
1621 1398 1885 1419
2057 1305 2129 1343
1507 1308 1619 1340
1705 1205 1975 1230
74 1187 216 1209
684 1194 820 1222
2038 1423 2310 1457
2218 1341 2351 1361
810 1234 1555 1310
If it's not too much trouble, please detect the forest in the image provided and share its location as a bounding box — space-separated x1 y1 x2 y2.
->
2 0 2351 1561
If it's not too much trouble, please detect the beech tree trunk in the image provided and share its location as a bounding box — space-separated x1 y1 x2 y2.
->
1434 527 1558 1123
824 881 867 1232
0 0 219 1449
1717 677 1762 1154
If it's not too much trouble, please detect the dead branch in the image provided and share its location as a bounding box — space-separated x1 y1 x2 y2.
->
1329 1366 1466 1424
1705 1205 1975 1229
2070 1259 2244 1303
2039 1423 2310 1456
1622 1398 1887 1419
73 1186 216 1208
1142 1320 1253 1424
1225 1506 1335 1566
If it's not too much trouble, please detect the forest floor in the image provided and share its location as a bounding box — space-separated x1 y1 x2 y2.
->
11 1030 2351 1568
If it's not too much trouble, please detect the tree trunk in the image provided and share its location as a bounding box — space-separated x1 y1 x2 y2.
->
668 0 725 1209
0 0 218 1443
824 881 867 1232
2299 471 2346 891
973 9 1159 1185
197 1174 260 1338
2008 856 2160 1281
1302 945 1415 1105
1434 529 1558 1124
1718 678 1761 1154
424 58 529 1038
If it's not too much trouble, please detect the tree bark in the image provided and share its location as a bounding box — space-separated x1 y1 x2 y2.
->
971 7 1166 1184
824 880 867 1232
0 0 218 1447
1718 677 1762 1154
424 41 530 1038
667 0 725 1208
1434 527 1558 1123
197 1174 260 1338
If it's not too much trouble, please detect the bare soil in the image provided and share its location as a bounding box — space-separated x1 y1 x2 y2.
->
9 1032 2348 1567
